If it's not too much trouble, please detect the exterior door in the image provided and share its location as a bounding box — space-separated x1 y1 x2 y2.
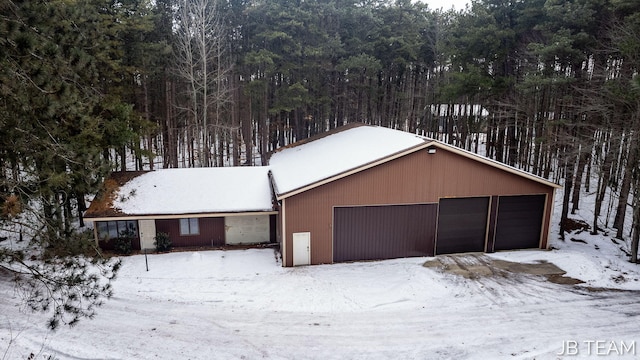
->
138 219 157 250
292 232 311 266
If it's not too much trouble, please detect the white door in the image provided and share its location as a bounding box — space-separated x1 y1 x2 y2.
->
292 232 311 266
138 219 157 250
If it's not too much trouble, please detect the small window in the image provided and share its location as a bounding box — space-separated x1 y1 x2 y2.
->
179 218 199 235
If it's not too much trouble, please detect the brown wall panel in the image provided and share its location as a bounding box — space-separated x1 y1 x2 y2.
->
282 147 556 266
156 217 225 247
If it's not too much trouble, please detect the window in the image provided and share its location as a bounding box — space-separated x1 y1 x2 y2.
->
180 218 199 235
97 220 138 240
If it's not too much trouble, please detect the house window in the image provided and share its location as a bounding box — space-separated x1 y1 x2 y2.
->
180 218 199 235
97 220 138 240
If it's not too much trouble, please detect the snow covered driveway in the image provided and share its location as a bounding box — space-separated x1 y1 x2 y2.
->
1 248 639 359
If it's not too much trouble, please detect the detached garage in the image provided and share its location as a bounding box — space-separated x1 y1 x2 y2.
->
268 123 560 267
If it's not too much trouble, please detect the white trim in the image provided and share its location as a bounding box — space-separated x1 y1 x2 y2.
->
85 211 278 223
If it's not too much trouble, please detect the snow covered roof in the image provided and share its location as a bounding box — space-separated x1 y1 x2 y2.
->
268 123 560 198
85 167 274 219
87 124 559 219
268 124 429 197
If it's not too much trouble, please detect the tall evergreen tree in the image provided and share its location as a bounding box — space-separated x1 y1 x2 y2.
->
0 0 141 329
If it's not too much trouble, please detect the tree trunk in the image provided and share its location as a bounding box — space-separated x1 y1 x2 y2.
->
559 145 574 241
593 131 616 234
615 135 636 238
631 187 640 263
571 149 590 214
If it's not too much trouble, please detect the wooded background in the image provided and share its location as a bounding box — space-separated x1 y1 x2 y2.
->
2 0 640 261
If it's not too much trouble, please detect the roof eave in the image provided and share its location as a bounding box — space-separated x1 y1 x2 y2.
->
84 210 279 222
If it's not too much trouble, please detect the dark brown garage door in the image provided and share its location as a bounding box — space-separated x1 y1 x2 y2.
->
436 197 490 255
493 195 545 251
333 204 438 263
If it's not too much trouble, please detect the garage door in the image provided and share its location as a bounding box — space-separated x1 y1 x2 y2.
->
436 197 489 255
493 195 545 251
333 204 437 263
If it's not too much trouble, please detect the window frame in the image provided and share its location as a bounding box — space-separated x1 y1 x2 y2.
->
97 220 138 240
179 218 200 236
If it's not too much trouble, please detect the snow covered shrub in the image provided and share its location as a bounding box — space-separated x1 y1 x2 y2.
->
154 232 171 252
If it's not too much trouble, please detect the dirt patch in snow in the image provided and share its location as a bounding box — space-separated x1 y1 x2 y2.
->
423 253 584 285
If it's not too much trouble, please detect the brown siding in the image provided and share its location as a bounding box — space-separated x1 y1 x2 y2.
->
282 147 555 266
156 217 225 247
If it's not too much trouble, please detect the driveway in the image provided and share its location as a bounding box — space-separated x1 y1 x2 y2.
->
423 253 584 285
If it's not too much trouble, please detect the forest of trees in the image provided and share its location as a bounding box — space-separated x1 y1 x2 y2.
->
2 0 640 326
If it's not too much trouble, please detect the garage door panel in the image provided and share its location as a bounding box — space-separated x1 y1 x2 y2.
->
436 197 489 255
494 195 545 251
333 204 437 263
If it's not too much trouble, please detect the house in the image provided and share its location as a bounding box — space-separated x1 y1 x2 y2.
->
86 123 560 266
267 123 560 266
84 167 277 251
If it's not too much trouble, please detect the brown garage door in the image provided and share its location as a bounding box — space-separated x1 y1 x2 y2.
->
493 194 545 251
333 204 438 263
436 197 489 255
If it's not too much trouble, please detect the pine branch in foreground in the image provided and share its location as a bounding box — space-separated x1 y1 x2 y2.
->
0 238 121 330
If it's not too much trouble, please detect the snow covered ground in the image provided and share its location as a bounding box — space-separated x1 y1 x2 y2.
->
2 191 640 359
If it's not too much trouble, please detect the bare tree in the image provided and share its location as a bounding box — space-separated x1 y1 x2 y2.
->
173 0 231 167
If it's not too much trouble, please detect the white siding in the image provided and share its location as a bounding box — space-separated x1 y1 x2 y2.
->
225 215 270 245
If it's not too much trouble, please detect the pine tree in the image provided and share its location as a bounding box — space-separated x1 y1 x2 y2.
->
0 0 134 329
